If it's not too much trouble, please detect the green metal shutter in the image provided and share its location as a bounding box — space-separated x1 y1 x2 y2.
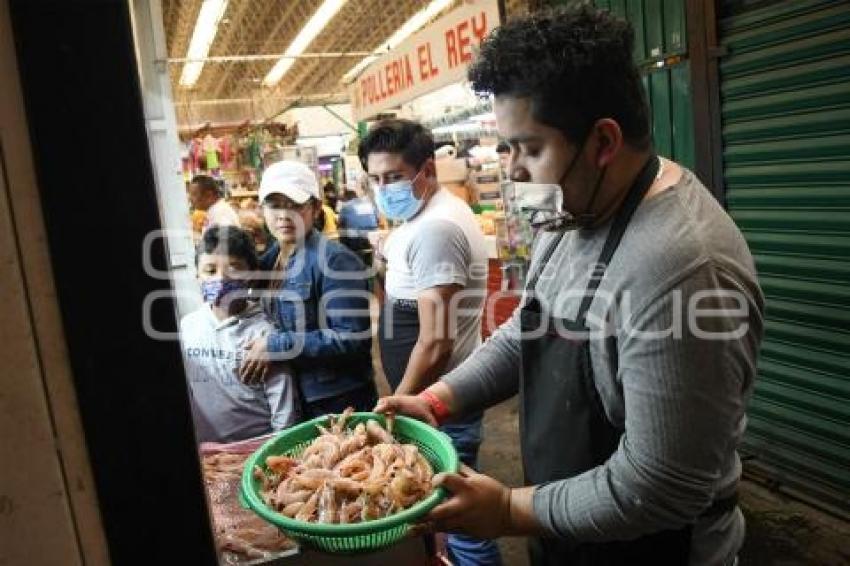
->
595 0 696 170
719 0 850 512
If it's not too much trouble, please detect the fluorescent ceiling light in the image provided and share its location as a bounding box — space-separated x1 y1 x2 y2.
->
263 0 348 87
341 0 453 83
179 0 229 87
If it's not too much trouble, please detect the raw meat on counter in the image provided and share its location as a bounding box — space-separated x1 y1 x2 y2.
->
202 443 295 564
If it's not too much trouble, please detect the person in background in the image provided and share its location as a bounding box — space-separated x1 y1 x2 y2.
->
237 209 270 254
337 188 379 262
180 225 297 443
240 161 376 419
357 173 389 231
377 7 764 565
323 181 340 212
191 209 208 244
317 182 340 240
188 175 240 230
319 202 339 239
239 197 259 212
359 119 501 566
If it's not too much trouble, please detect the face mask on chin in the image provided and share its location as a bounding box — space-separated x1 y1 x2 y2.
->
512 137 605 232
513 181 573 230
513 173 606 232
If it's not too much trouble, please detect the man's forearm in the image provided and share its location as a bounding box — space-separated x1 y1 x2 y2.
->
505 486 547 537
394 339 453 395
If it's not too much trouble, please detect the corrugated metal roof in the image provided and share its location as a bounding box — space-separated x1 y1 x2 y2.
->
162 0 541 124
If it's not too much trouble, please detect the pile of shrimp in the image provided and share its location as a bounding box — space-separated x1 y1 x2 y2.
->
253 408 434 524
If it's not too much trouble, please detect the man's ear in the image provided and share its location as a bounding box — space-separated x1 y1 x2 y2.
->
422 158 437 180
592 119 624 169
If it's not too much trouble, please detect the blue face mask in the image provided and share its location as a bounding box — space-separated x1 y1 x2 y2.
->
374 169 426 221
201 278 248 306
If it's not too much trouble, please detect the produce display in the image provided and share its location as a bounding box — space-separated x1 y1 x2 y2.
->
253 408 435 524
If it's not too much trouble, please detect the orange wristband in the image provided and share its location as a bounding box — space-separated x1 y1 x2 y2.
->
418 390 450 425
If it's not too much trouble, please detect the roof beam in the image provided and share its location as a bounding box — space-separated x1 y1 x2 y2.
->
166 51 370 63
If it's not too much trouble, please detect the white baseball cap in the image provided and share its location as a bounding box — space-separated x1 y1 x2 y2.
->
259 160 320 204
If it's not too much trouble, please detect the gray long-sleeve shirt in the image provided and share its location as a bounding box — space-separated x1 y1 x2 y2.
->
180 302 297 443
442 167 764 565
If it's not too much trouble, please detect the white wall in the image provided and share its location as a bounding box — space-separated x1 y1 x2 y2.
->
400 82 481 122
132 0 201 319
279 104 356 138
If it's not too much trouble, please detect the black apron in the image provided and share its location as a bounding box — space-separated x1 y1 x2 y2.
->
378 299 421 391
520 156 695 565
377 299 485 427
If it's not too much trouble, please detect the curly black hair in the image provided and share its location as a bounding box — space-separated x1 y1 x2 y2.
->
468 5 651 149
357 118 435 172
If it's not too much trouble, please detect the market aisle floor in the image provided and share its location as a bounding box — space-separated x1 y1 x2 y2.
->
478 396 529 566
476 397 850 566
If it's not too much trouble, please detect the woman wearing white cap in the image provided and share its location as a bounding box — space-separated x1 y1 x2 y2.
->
240 161 377 419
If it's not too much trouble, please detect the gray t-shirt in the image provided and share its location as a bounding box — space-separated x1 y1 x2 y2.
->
180 302 297 443
442 168 764 565
384 188 489 373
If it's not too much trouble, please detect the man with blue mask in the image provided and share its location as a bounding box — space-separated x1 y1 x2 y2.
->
359 119 501 566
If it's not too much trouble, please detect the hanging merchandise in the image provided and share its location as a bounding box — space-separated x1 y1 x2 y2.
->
181 155 192 183
189 137 203 174
248 134 263 170
220 136 234 171
203 133 220 172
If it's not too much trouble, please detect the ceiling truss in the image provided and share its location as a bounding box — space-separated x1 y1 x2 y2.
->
161 0 541 125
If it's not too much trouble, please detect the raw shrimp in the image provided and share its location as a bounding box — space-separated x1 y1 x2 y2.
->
334 447 371 477
330 407 354 434
281 501 304 518
402 444 418 468
389 470 424 508
275 488 311 506
301 438 342 468
366 419 395 445
257 408 435 525
338 429 367 459
294 491 319 522
329 477 363 498
293 468 336 490
265 455 299 477
317 483 338 523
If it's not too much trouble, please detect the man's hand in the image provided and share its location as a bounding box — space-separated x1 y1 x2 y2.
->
240 338 270 384
374 395 437 427
417 465 513 539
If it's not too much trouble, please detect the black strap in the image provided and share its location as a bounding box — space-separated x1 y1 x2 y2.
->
576 155 659 323
523 232 566 296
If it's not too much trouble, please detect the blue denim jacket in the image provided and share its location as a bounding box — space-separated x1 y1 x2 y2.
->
260 230 373 403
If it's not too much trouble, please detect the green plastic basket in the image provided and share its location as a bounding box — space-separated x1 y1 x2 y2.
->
240 412 459 554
